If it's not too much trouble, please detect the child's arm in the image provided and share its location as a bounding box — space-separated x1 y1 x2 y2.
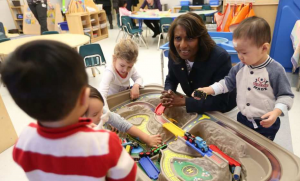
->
127 126 162 147
192 63 244 98
260 62 294 128
130 67 143 100
107 111 133 132
107 112 162 147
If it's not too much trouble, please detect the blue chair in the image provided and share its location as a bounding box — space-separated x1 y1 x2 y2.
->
0 22 6 39
79 44 106 77
121 16 148 48
0 38 10 43
42 31 59 35
157 17 173 49
84 32 91 44
181 5 190 11
116 13 126 42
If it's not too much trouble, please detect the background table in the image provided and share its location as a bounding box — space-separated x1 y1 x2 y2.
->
0 34 90 61
130 10 217 29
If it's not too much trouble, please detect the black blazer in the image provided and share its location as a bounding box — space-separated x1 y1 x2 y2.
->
165 45 237 113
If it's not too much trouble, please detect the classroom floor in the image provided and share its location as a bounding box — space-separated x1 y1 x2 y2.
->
0 27 299 181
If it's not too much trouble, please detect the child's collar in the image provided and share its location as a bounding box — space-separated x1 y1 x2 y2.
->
115 68 128 79
249 55 272 69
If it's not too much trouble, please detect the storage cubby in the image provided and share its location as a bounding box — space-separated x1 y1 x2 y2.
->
6 0 24 33
66 10 108 43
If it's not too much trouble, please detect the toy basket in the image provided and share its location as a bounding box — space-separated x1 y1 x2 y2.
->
58 22 69 31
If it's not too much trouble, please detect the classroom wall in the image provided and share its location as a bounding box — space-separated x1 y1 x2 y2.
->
0 0 16 30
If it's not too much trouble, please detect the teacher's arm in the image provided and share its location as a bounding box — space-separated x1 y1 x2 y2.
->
164 59 179 92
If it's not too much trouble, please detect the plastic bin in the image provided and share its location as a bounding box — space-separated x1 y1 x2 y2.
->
58 22 69 31
209 0 220 5
180 1 190 6
160 32 240 63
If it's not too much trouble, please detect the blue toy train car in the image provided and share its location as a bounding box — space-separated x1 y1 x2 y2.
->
184 132 208 152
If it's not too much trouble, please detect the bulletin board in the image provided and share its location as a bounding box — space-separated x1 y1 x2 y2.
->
23 3 64 34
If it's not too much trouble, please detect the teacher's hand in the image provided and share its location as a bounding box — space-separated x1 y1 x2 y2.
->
160 90 173 107
160 90 186 108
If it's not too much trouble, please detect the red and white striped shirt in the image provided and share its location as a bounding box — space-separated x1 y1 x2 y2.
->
13 118 137 181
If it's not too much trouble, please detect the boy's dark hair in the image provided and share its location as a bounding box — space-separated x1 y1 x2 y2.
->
168 12 216 63
233 16 271 47
88 85 104 105
118 0 127 7
0 40 88 121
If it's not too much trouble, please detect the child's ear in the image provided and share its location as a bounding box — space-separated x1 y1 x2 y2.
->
80 86 90 107
112 55 117 62
262 43 270 52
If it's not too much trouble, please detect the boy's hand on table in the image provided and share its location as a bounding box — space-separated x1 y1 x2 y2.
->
130 84 140 100
260 109 282 128
145 134 162 147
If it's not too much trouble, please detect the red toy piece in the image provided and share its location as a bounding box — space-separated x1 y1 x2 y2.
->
209 145 241 167
155 103 166 115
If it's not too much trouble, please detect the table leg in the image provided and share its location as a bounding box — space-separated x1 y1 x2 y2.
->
139 20 143 29
161 50 165 85
297 70 300 92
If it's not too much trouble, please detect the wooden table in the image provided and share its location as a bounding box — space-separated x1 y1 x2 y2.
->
173 4 221 13
0 34 89 153
130 10 217 29
0 34 90 60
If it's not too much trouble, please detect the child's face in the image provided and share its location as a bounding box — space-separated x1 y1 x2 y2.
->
233 38 269 66
113 57 134 77
86 98 103 125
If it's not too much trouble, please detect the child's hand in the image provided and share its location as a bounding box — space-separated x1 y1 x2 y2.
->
132 11 137 14
130 84 140 100
88 123 97 128
145 134 162 147
260 109 282 128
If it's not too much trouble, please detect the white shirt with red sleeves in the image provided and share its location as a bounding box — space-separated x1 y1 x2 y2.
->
13 118 137 181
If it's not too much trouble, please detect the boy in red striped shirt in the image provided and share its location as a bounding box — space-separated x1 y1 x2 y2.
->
0 40 137 181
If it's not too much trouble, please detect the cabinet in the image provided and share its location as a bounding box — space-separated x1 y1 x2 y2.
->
66 10 108 43
6 0 24 33
22 4 64 35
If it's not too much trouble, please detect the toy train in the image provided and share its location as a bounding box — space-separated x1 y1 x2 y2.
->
139 143 168 158
194 89 207 99
184 132 209 152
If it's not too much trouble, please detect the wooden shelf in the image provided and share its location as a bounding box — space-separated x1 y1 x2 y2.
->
66 10 108 42
7 0 24 32
10 6 23 8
